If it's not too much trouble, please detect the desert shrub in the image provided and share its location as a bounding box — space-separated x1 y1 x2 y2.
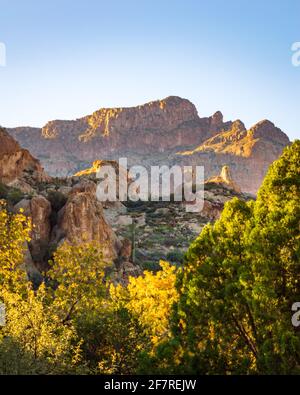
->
141 261 161 272
47 190 67 212
0 184 24 206
7 189 24 205
0 183 9 200
166 250 184 264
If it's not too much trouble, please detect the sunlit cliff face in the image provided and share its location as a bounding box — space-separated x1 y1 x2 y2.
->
6 97 290 195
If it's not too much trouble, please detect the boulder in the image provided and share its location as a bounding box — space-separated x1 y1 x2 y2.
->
55 181 121 262
0 127 50 189
201 200 223 221
188 223 203 234
154 207 170 215
103 201 127 226
14 195 52 271
205 165 241 193
117 215 133 226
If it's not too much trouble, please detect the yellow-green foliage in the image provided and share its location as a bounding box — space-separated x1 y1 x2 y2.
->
48 242 107 323
0 285 80 374
0 204 83 374
110 261 178 345
0 202 31 292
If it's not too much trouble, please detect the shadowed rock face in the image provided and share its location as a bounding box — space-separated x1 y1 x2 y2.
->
6 96 290 194
14 196 52 271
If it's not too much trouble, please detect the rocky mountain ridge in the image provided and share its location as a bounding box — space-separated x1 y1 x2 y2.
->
7 96 290 194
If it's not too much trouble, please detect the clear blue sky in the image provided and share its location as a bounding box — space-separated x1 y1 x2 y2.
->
0 0 299 141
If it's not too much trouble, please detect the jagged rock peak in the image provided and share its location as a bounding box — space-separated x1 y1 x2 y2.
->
231 119 246 133
206 165 241 193
38 96 201 144
220 165 233 184
248 119 289 145
211 111 223 127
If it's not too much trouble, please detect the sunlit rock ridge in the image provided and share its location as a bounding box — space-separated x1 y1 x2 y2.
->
7 96 290 195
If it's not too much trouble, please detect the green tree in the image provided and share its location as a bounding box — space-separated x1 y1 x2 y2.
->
249 140 300 373
147 141 300 374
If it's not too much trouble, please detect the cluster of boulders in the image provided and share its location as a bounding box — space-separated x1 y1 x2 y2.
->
12 179 141 284
205 165 241 194
0 127 139 283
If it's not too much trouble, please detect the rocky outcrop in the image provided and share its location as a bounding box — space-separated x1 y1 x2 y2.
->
14 195 52 271
201 200 224 221
74 159 131 200
74 160 119 177
178 119 290 194
6 97 290 195
206 165 241 193
113 239 142 284
53 180 121 262
12 180 126 275
0 126 20 154
1 123 256 280
0 126 50 192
